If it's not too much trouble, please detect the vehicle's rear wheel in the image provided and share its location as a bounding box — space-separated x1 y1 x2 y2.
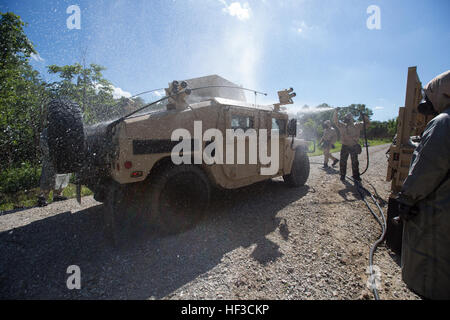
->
283 147 310 187
149 164 211 234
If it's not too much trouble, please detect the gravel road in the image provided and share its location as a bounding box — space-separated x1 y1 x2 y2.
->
0 144 420 300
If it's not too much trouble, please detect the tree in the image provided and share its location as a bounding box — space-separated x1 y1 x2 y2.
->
297 103 335 140
337 104 373 121
0 12 48 170
0 12 35 75
387 118 398 137
47 63 121 124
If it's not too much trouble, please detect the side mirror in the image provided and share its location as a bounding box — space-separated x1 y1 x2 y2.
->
287 119 297 137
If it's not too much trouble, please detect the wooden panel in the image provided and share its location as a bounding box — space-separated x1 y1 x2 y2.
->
386 66 427 196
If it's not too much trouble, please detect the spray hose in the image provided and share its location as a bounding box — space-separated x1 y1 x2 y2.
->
311 109 387 300
348 177 387 300
360 110 370 176
335 109 386 300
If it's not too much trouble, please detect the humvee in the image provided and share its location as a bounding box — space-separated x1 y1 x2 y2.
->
47 75 310 237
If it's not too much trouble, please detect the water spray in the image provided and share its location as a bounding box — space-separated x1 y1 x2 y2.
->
130 88 165 99
189 85 267 107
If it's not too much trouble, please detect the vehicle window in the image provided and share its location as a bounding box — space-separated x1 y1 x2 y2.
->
231 114 254 130
272 118 287 135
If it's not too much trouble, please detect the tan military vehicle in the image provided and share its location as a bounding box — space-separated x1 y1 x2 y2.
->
47 75 310 236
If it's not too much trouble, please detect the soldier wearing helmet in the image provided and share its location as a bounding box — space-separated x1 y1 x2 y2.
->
397 70 450 299
319 120 339 168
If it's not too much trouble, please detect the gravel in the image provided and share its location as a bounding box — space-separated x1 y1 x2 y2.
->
0 144 420 300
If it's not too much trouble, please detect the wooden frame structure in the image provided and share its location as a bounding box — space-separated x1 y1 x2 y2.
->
386 66 434 194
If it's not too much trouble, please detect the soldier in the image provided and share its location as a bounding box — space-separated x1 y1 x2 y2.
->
333 108 370 182
397 70 450 299
319 120 339 168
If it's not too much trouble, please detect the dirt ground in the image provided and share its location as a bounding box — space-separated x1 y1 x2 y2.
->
0 144 420 300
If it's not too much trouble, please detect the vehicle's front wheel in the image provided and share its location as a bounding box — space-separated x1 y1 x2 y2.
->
283 147 310 187
149 164 211 234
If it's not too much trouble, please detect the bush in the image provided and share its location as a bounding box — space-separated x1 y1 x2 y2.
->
0 162 41 194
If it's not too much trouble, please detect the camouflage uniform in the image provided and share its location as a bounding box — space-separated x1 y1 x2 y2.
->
333 111 369 180
321 121 338 167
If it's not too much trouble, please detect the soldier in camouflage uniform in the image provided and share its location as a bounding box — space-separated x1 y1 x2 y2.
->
333 109 370 182
319 120 339 168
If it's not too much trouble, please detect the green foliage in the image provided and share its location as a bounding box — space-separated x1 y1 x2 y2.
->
297 103 334 140
297 103 396 142
0 183 93 212
308 138 392 157
0 162 41 194
47 63 117 124
336 104 373 121
46 63 142 124
0 12 150 198
0 12 49 171
0 12 35 71
387 118 398 137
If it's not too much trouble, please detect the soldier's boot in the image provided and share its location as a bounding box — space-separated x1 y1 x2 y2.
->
332 159 339 167
53 195 68 202
37 196 48 207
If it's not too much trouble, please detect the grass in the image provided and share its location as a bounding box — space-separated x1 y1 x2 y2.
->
307 138 392 157
0 184 93 212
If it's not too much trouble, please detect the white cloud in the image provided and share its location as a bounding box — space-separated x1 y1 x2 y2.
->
374 106 384 110
221 1 251 21
111 86 132 99
153 89 164 97
94 83 132 99
30 52 44 62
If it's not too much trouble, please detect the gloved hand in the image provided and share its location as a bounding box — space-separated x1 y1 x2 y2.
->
397 200 418 221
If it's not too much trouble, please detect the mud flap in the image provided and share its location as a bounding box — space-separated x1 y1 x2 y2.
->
76 183 81 204
385 197 403 255
103 187 119 246
75 174 81 204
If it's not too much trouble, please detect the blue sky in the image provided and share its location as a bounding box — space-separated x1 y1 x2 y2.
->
1 0 449 121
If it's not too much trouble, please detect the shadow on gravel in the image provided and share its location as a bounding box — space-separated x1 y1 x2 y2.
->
361 180 388 208
337 180 361 202
0 206 35 217
0 180 309 300
322 166 339 175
